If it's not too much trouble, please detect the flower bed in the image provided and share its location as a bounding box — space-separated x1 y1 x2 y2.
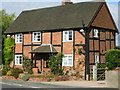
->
1 75 79 82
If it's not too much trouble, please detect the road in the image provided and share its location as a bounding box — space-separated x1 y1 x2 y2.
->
0 79 119 90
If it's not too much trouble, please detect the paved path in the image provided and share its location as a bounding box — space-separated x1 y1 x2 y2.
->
40 80 107 88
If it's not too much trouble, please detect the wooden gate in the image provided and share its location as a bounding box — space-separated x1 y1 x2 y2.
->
90 63 105 81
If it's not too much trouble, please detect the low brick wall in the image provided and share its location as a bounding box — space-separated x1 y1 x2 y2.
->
1 76 78 82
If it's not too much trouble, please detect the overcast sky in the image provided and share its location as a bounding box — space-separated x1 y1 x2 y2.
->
1 0 120 46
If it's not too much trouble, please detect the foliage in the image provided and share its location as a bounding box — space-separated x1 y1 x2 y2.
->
22 56 33 73
6 71 13 76
55 75 69 81
19 73 25 79
3 38 15 65
22 75 30 81
12 68 23 79
28 69 33 74
0 10 15 65
2 69 7 75
105 49 120 70
0 10 15 34
29 75 59 79
47 53 64 75
2 65 12 75
3 65 12 72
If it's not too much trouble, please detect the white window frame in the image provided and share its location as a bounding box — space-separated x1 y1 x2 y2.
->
15 33 23 43
95 55 99 63
63 30 73 42
15 55 23 65
32 32 41 42
93 29 99 38
62 55 73 66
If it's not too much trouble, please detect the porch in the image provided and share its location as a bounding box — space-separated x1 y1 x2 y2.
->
29 44 58 74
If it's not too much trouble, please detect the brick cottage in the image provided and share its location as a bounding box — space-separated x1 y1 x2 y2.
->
4 0 119 80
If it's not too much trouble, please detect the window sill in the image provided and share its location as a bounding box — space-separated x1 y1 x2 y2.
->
93 36 98 38
32 41 41 43
62 41 73 43
15 64 22 65
62 65 73 67
15 42 22 44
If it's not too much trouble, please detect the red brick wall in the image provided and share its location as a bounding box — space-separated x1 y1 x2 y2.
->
24 33 31 45
63 42 73 54
15 43 22 53
23 46 31 59
42 32 51 44
52 32 61 45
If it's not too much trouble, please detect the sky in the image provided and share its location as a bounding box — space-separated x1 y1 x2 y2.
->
0 0 120 46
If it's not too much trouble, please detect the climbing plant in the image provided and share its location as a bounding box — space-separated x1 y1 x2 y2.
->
3 37 15 65
47 53 64 75
74 41 85 70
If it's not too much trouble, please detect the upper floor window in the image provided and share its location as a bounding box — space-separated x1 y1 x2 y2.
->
63 30 73 42
62 55 73 66
32 32 41 42
93 29 98 38
15 55 23 65
15 33 23 43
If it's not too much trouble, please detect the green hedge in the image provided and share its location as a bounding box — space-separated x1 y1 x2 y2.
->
105 49 120 70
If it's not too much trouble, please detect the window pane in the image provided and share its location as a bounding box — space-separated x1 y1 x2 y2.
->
19 58 22 64
64 56 67 65
69 31 72 40
33 32 41 42
68 59 72 65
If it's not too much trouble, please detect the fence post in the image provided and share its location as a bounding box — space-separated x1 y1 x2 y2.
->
93 63 97 81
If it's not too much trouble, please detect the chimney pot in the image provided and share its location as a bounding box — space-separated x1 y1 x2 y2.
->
62 0 73 5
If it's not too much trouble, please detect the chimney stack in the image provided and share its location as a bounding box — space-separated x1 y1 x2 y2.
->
62 0 73 5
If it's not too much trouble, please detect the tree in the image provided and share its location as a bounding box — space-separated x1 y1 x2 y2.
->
0 10 15 34
0 10 15 65
105 49 120 70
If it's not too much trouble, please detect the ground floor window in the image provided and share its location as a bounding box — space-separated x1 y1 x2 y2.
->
15 55 23 65
62 55 73 66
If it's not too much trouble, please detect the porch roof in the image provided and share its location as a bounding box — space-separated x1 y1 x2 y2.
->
29 44 58 53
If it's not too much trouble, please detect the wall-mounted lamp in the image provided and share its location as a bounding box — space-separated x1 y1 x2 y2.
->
80 29 84 32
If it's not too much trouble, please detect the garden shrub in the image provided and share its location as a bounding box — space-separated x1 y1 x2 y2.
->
12 68 23 79
28 69 33 74
3 65 12 72
23 56 33 73
47 53 64 75
105 49 120 70
19 73 25 79
6 71 13 76
22 75 30 81
2 69 7 75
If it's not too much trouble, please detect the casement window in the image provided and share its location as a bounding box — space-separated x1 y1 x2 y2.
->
63 30 73 42
93 29 99 38
95 55 99 63
15 33 23 43
62 55 73 66
15 55 23 65
32 32 41 42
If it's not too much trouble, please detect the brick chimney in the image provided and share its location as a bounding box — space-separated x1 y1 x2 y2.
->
62 0 73 5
